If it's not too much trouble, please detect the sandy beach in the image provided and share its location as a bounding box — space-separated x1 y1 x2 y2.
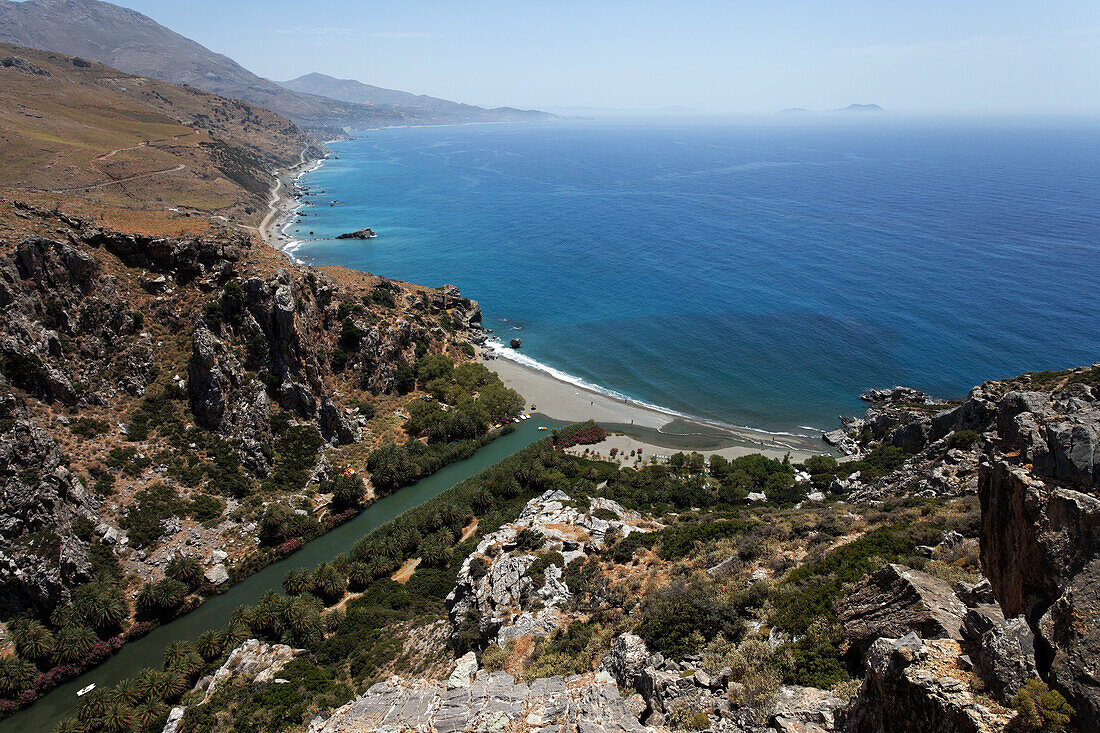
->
482 351 832 463
257 153 328 252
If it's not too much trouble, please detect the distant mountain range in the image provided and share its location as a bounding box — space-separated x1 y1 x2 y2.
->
280 72 550 124
0 0 552 136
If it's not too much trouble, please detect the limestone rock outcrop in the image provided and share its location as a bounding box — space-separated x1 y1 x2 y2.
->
837 564 968 657
307 669 647 733
446 490 659 647
839 635 1014 733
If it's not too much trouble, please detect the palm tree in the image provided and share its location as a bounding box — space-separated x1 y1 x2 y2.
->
440 503 467 531
52 624 97 666
311 563 347 604
0 656 36 695
10 618 54 663
161 640 197 670
347 561 372 591
111 677 144 706
77 688 110 723
283 597 322 645
73 578 127 633
131 700 167 730
150 578 189 611
221 622 250 650
100 699 134 733
133 667 161 702
134 583 158 617
160 669 187 701
53 717 85 733
141 669 174 702
195 630 223 662
165 556 204 590
281 568 312 596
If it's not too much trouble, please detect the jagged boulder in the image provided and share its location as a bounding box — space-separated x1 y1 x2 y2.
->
837 565 968 657
839 635 1013 732
860 387 928 404
772 685 845 732
600 633 650 689
188 325 242 431
0 405 97 610
307 670 647 733
202 639 306 702
961 605 1037 704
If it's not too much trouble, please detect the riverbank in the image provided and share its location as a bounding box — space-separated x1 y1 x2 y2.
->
0 421 558 733
481 351 830 463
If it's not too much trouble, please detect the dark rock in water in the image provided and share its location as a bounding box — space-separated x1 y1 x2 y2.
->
510 338 522 349
838 564 967 656
860 386 927 404
335 228 375 240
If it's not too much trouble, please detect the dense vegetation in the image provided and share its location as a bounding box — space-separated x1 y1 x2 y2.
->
55 426 606 732
39 420 990 732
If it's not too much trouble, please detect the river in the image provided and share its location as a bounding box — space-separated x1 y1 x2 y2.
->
0 419 559 733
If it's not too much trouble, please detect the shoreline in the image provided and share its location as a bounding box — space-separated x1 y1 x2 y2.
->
258 150 330 256
482 349 831 463
274 140 832 464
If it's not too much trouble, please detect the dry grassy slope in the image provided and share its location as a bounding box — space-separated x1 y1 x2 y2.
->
0 42 322 227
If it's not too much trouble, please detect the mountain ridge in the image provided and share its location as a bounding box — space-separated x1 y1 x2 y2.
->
280 72 552 124
0 0 549 134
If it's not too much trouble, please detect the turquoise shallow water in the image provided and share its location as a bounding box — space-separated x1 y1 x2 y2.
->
290 118 1100 434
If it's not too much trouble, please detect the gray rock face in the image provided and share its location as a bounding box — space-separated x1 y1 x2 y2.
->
961 606 1037 704
600 634 650 689
0 401 97 611
980 457 1100 722
839 636 1013 733
202 638 306 703
837 565 968 656
307 671 646 733
772 685 845 732
446 491 658 647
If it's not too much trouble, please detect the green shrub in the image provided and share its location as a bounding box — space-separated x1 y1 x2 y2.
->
70 417 109 438
1012 679 1074 732
947 430 980 450
189 494 226 526
120 483 185 549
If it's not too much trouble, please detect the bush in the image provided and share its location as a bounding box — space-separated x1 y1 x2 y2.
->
1011 679 1074 731
70 417 109 438
948 430 980 450
120 483 185 549
189 494 225 526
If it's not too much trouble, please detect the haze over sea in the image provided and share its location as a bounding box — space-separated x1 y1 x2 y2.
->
289 118 1100 436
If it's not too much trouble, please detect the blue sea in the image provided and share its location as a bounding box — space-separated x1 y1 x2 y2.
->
287 118 1100 435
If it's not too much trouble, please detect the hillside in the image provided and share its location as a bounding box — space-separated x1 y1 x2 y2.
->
0 44 523 725
280 73 552 124
68 366 1100 733
0 42 323 228
0 0 549 132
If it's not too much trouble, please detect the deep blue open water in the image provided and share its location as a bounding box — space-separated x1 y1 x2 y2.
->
288 118 1100 435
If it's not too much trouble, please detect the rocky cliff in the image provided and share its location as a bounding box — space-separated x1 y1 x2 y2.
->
822 366 1100 729
0 201 488 617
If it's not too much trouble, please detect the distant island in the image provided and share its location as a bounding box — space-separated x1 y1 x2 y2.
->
777 107 813 114
829 103 885 113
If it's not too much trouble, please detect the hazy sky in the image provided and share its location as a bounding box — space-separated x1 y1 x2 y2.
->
115 0 1099 114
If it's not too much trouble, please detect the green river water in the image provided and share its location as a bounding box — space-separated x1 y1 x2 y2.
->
1 419 560 733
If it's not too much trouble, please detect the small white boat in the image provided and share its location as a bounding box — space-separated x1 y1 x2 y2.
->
77 683 96 697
